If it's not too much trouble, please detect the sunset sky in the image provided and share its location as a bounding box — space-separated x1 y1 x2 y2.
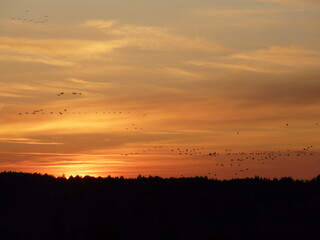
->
1 0 320 179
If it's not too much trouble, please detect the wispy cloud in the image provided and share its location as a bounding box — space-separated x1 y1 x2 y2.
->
190 4 319 30
187 46 320 74
192 8 314 18
0 36 124 66
187 60 276 73
229 46 320 69
0 92 32 98
0 137 63 145
0 20 228 67
66 77 88 84
258 0 320 5
84 20 228 52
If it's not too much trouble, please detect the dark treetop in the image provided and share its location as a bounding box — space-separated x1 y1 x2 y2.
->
0 172 319 240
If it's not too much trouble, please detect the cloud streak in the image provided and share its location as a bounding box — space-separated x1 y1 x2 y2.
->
259 0 320 5
0 137 63 145
0 37 124 66
187 46 320 74
0 20 228 67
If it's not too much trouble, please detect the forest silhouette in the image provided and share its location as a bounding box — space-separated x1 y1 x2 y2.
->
0 172 319 240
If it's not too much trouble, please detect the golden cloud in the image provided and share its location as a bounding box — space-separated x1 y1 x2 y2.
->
230 46 320 68
0 19 228 67
259 0 320 5
0 137 63 145
84 20 228 52
0 36 125 66
187 46 320 74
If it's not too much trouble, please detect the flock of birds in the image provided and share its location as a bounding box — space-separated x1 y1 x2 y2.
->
9 86 320 177
120 145 319 177
17 91 114 115
57 92 83 96
10 10 49 24
120 146 206 157
125 124 144 131
4 36 319 176
4 9 319 179
16 91 147 131
18 109 133 116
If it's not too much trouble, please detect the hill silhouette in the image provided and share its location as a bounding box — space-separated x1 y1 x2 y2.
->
0 172 319 240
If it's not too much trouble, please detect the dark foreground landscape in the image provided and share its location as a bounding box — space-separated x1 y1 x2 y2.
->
0 172 319 240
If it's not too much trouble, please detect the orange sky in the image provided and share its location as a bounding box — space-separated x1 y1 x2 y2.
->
0 0 320 179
